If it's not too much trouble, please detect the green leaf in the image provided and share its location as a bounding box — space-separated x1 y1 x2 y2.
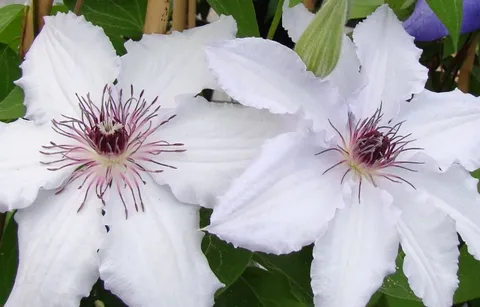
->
253 246 314 305
200 208 252 294
425 0 463 50
374 294 424 307
0 42 21 103
379 245 480 304
399 0 416 9
367 291 384 306
289 0 303 7
470 169 480 191
0 214 18 305
206 0 259 37
379 251 421 301
202 234 252 295
443 34 469 58
51 4 69 14
0 86 25 121
266 0 279 21
470 298 480 307
386 0 416 20
453 245 480 303
349 0 384 19
215 267 307 307
63 0 146 38
0 4 24 51
385 0 415 10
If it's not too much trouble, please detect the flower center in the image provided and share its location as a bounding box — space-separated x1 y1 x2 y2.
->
89 119 128 155
353 130 390 166
41 85 186 218
317 106 423 201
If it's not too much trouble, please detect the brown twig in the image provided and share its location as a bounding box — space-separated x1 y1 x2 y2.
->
458 33 480 93
74 0 84 15
144 0 170 34
303 0 315 11
172 0 187 31
19 0 54 58
440 34 474 91
187 0 196 29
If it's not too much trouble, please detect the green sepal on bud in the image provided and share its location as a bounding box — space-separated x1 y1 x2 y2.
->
294 0 350 78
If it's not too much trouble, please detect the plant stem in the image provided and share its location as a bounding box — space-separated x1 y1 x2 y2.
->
187 0 196 29
267 0 284 40
440 33 474 91
144 0 170 34
458 33 480 93
20 0 53 58
172 0 187 31
74 0 84 14
303 0 315 11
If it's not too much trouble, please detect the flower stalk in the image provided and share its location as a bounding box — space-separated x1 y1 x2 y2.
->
20 0 53 58
187 0 196 29
458 33 480 93
74 0 84 15
303 0 315 11
144 0 170 34
172 0 187 31
267 0 284 39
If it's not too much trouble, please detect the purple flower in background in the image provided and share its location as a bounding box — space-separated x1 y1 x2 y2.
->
403 0 480 41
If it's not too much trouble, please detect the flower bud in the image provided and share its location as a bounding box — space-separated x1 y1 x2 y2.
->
294 0 350 78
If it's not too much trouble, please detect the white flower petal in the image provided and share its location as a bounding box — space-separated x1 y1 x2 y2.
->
99 178 222 307
118 16 237 107
205 37 345 132
390 186 459 307
0 119 71 211
409 162 480 260
5 185 104 307
352 5 427 120
207 132 345 254
16 12 119 124
149 96 285 208
327 35 364 100
282 0 314 43
311 181 399 307
396 89 480 171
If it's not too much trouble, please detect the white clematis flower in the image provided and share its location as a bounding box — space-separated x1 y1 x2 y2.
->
0 13 284 307
204 4 480 307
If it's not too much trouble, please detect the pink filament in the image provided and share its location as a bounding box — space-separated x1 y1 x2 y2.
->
41 85 186 218
317 106 423 202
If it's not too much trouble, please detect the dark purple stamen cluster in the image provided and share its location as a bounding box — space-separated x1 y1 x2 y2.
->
88 119 128 155
316 105 423 202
